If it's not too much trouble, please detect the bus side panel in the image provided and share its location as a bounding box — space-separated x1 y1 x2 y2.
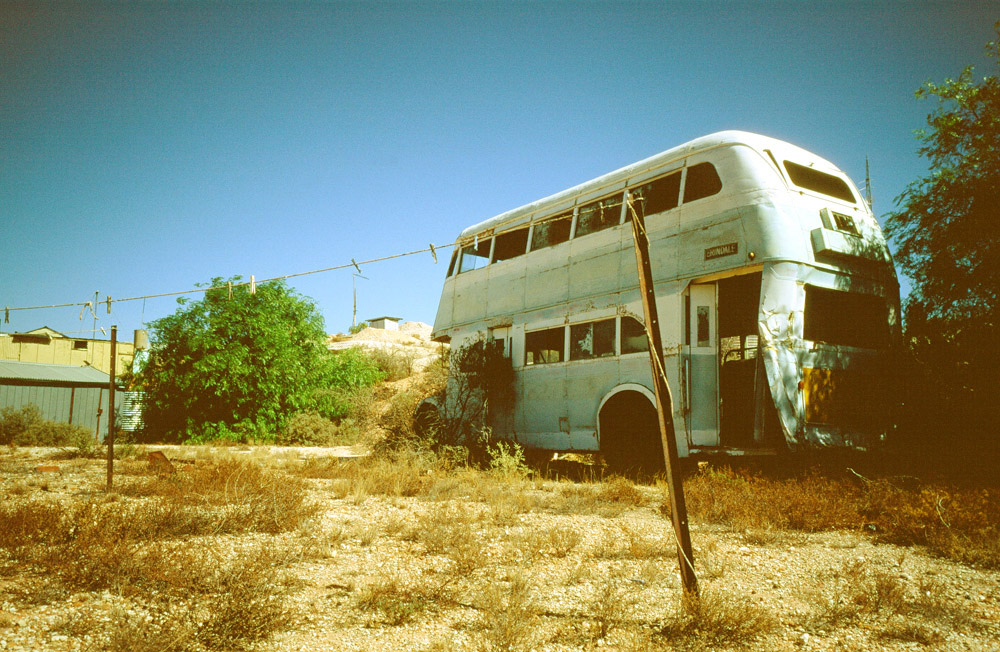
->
519 364 569 449
432 279 456 335
486 257 527 317
565 358 619 451
451 272 489 326
525 245 570 310
759 262 804 448
674 207 745 277
568 229 627 301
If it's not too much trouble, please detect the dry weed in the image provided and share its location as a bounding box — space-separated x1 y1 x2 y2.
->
658 589 778 649
477 571 537 652
356 575 432 626
588 575 636 641
802 559 907 630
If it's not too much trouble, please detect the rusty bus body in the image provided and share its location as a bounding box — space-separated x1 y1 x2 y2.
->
430 131 900 462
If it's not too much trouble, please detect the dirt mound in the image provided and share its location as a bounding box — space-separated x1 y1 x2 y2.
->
326 322 442 370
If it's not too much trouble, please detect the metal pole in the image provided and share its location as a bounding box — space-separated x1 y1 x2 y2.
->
106 325 117 491
628 198 698 598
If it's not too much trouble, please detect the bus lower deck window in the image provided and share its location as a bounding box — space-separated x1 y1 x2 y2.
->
804 285 887 349
620 316 649 354
570 319 615 360
525 327 565 365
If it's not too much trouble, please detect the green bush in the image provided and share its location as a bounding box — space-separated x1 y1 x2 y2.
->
0 404 94 447
365 347 416 382
185 419 271 445
279 411 339 446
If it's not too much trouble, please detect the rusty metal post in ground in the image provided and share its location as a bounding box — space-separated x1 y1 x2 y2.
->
106 325 117 491
628 196 698 598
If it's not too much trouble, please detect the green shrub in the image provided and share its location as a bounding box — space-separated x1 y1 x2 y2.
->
322 347 385 389
279 411 338 446
486 438 530 481
0 404 94 447
366 347 416 381
185 419 272 444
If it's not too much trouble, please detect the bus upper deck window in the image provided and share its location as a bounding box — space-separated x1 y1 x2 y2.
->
784 161 855 204
530 213 572 251
492 228 529 263
575 196 621 237
683 162 723 203
629 171 681 220
459 237 491 273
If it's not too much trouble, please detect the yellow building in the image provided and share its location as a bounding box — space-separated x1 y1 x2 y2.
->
0 327 135 377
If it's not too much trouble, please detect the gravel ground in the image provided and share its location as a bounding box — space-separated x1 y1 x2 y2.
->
1 446 998 652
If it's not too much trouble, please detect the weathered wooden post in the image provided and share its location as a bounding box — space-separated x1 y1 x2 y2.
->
628 195 698 598
106 325 116 491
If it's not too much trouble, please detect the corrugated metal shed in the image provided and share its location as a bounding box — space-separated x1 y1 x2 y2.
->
0 360 110 386
0 360 121 441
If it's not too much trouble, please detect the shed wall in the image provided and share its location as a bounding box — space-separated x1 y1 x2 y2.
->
0 384 120 442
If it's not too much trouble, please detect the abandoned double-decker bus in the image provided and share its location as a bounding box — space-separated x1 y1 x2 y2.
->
427 131 900 467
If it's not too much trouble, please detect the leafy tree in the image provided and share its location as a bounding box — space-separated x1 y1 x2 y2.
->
138 277 343 442
886 25 1000 451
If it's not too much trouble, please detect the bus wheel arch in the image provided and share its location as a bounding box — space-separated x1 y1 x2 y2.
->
414 397 444 439
597 385 665 474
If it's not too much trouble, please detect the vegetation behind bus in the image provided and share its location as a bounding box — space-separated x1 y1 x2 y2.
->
886 24 1000 469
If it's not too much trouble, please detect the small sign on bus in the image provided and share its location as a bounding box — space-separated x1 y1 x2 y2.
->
704 242 738 260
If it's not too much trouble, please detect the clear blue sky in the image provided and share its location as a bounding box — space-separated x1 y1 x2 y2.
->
1 1 995 339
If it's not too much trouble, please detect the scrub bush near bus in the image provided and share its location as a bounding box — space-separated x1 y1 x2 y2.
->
136 277 384 443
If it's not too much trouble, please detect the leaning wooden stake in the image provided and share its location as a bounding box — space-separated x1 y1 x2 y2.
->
106 325 117 491
628 197 699 598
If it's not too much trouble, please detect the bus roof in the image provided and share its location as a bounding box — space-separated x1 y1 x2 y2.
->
457 130 836 241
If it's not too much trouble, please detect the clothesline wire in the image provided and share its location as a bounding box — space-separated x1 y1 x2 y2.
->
3 243 455 314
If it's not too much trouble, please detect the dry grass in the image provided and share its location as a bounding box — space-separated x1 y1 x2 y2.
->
356 575 434 626
658 589 778 650
682 465 1000 569
587 575 636 642
2 442 999 651
0 456 311 651
476 571 538 652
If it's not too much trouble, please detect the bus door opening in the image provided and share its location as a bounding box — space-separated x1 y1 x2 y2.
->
717 273 763 447
685 283 719 446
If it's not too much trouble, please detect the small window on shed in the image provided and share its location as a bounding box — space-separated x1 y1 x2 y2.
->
620 316 649 354
73 340 89 350
629 171 681 220
525 327 565 365
575 195 622 237
784 161 855 204
570 319 615 360
530 213 572 251
492 228 529 262
683 162 723 203
459 237 491 273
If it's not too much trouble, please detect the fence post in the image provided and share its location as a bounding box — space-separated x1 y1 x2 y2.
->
106 325 116 491
628 198 698 598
